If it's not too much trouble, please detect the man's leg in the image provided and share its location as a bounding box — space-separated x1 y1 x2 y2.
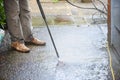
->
19 0 33 42
4 0 24 43
4 0 30 53
19 0 46 45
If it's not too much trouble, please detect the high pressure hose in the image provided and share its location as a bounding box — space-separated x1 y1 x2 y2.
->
65 0 107 15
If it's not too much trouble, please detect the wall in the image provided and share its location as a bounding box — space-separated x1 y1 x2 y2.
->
111 0 120 53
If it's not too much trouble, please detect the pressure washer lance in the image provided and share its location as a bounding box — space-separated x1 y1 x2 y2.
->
36 0 60 60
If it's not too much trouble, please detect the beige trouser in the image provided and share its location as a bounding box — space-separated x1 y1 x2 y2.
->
4 0 33 43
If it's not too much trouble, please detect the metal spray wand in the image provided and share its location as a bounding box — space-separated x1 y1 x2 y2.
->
36 0 60 59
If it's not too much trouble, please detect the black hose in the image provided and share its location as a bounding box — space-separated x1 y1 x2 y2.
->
65 0 107 15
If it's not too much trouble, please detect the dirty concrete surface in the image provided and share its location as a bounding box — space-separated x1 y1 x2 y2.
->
0 0 112 80
0 25 112 80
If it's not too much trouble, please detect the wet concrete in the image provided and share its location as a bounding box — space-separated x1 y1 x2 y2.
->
0 25 111 80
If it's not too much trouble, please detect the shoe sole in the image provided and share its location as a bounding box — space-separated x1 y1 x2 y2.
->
11 47 30 53
25 42 46 46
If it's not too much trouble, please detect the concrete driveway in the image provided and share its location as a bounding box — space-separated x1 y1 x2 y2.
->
0 24 111 80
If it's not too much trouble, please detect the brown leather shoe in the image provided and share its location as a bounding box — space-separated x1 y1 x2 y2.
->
26 38 46 46
11 41 30 53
